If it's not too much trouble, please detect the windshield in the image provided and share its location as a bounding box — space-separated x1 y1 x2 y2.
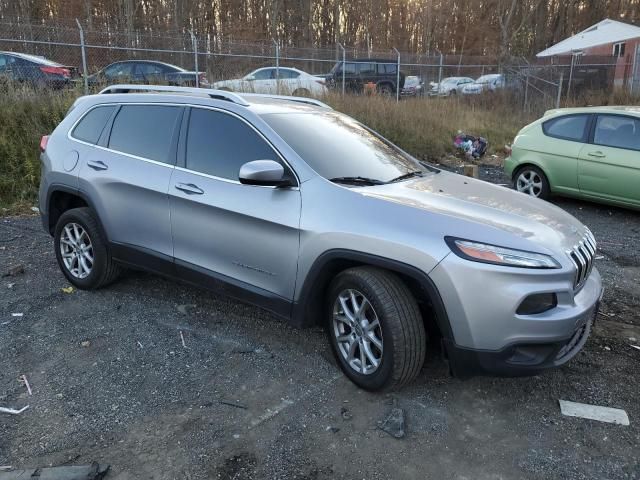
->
476 75 498 84
261 112 429 184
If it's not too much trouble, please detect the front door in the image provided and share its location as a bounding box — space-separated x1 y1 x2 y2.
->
578 113 640 206
169 107 301 301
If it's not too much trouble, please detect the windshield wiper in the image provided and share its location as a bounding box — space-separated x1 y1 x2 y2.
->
389 171 424 183
419 161 441 173
329 176 386 186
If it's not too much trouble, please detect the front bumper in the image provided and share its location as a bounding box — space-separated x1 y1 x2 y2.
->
429 253 603 377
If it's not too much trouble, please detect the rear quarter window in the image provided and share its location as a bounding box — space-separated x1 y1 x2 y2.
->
542 114 589 142
71 105 116 144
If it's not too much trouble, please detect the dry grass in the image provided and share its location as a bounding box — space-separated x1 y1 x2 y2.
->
328 93 534 161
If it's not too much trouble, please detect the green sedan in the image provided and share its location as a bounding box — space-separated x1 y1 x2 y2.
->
504 106 640 210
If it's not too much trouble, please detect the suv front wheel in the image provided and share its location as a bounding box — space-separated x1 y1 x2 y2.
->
327 267 426 391
54 207 121 290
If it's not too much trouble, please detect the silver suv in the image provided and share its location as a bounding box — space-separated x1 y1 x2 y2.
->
39 85 603 391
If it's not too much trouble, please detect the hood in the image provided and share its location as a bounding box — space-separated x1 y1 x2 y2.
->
360 171 588 253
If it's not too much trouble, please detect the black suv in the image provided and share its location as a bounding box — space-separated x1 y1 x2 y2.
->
327 59 405 95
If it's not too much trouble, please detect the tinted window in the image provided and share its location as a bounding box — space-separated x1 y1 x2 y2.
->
109 105 181 163
252 69 273 80
357 63 375 75
103 63 133 77
136 63 164 75
186 108 279 180
278 69 300 79
380 63 397 74
262 112 428 183
543 115 588 141
342 63 357 74
594 115 640 151
72 105 116 144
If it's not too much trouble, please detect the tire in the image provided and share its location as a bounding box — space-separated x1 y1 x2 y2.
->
377 83 393 96
292 88 310 97
54 207 121 290
514 165 550 200
326 267 426 391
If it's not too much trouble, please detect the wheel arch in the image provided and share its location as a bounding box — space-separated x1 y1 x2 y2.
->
46 185 104 237
512 162 551 187
291 249 454 342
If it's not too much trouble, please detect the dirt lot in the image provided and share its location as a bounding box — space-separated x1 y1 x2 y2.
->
1 169 639 479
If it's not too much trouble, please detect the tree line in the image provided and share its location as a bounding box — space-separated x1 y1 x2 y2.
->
1 0 639 58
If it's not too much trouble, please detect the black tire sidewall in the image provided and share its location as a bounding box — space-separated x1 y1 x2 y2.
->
54 208 110 289
326 272 396 391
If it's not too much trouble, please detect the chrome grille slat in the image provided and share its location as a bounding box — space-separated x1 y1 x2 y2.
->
566 231 596 291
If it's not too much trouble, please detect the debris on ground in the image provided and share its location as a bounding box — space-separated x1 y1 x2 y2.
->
30 206 39 213
219 400 248 410
136 341 144 349
176 304 196 315
631 345 640 351
340 406 352 420
559 400 630 426
61 286 74 294
81 340 91 348
0 462 109 480
0 405 29 415
326 426 340 434
2 265 25 277
180 330 187 348
20 375 32 395
377 407 406 439
454 132 488 159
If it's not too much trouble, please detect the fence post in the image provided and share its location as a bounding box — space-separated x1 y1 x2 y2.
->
556 72 564 109
436 50 443 85
566 53 575 100
189 30 199 88
75 18 88 95
393 47 400 102
523 69 529 112
337 42 346 96
272 38 280 95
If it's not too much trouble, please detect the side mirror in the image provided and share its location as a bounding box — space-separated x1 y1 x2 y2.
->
239 160 292 187
245 75 255 81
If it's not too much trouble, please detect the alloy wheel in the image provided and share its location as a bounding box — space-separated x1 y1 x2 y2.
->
60 222 94 279
332 289 384 375
516 170 543 197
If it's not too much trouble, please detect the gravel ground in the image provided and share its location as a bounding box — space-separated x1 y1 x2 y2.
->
1 170 639 479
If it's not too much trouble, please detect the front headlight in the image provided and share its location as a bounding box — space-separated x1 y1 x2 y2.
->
445 237 560 269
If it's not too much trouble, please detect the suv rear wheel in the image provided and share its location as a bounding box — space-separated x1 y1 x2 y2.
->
376 83 393 96
54 207 121 290
327 267 426 391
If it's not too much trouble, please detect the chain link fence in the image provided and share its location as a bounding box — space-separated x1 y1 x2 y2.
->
0 17 632 111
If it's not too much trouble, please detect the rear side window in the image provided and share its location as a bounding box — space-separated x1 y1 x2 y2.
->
380 63 397 74
543 115 589 142
108 105 181 163
593 115 640 151
71 105 116 144
186 108 279 180
357 63 375 75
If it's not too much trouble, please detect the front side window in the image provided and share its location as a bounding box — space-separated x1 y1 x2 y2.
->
543 115 589 142
261 112 428 183
103 63 133 77
136 63 164 75
71 105 116 144
186 108 281 181
108 105 181 163
278 69 300 79
593 115 640 151
381 63 397 74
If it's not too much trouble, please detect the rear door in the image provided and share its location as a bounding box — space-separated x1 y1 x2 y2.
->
78 103 183 263
578 113 640 205
169 106 301 301
250 68 276 93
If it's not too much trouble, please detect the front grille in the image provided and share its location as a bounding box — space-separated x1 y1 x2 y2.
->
566 230 596 291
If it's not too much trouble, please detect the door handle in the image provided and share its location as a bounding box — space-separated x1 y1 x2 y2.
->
175 183 204 195
587 151 606 158
87 160 108 171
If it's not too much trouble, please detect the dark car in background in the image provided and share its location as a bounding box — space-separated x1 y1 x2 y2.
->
0 51 76 89
327 58 405 95
401 75 424 97
87 60 209 87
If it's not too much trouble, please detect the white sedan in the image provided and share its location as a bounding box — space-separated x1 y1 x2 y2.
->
213 67 327 96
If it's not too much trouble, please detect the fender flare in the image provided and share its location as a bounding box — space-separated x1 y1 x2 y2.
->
291 248 454 342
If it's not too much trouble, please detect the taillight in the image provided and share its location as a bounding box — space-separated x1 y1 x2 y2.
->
40 135 49 153
40 66 71 78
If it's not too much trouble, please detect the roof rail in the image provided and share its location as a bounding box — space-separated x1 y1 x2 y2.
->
99 84 250 106
240 93 333 110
